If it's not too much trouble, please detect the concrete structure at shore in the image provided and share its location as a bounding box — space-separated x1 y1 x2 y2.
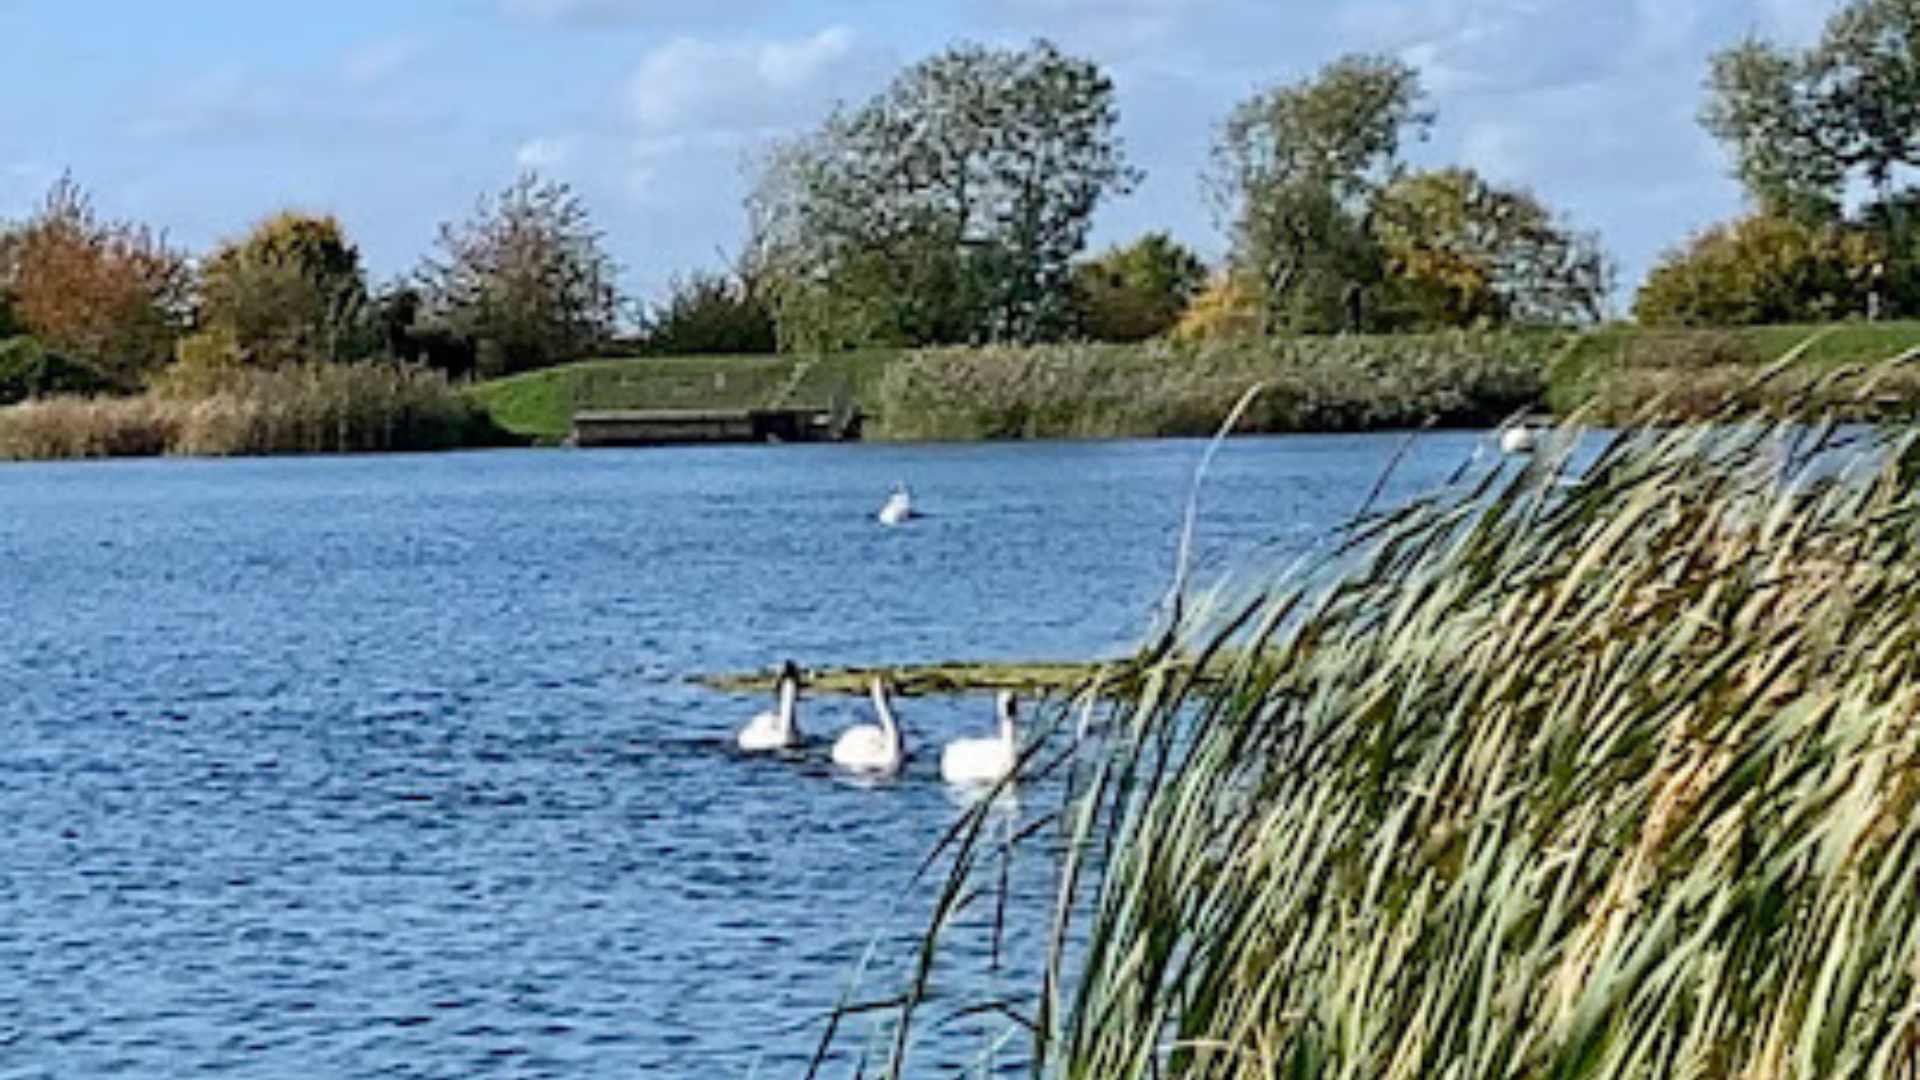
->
569 405 863 447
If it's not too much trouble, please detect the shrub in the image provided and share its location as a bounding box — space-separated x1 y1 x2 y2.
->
641 270 777 355
0 336 112 405
1634 213 1885 326
1071 233 1207 343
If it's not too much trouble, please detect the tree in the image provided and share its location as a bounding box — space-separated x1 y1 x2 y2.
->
1170 272 1264 343
1703 0 1920 217
418 172 621 378
185 212 371 368
1071 233 1207 342
0 174 188 386
1371 168 1610 328
1859 188 1920 316
1208 54 1432 333
750 39 1139 350
1632 213 1884 326
641 269 777 355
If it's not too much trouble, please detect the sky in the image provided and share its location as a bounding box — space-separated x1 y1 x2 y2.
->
0 0 1842 315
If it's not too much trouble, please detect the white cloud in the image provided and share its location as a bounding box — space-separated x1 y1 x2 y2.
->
626 26 883 133
515 135 579 171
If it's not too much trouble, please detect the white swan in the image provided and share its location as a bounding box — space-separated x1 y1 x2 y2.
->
1500 424 1538 455
737 660 802 751
832 677 906 773
941 691 1019 786
877 482 913 526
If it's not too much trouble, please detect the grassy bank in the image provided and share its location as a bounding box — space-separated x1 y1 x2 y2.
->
0 362 494 460
465 350 900 442
836 393 1920 1076
472 321 1920 443
1552 320 1920 419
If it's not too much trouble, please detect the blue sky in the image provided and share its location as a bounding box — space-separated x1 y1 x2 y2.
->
0 0 1839 313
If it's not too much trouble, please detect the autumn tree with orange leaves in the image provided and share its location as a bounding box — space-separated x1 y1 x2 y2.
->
0 174 189 386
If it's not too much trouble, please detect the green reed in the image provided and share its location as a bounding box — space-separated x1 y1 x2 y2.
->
830 351 1920 1078
872 333 1555 441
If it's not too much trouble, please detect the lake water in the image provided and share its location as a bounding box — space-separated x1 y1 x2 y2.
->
0 433 1493 1077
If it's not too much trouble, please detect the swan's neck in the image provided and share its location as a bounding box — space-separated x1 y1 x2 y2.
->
998 700 1016 746
872 685 901 756
777 679 797 735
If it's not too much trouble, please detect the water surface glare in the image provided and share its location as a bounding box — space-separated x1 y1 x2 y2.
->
1 434 1486 1076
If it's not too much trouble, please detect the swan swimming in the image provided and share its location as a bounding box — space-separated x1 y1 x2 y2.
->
941 691 1019 786
877 482 913 526
1500 424 1538 455
737 660 802 752
831 676 906 773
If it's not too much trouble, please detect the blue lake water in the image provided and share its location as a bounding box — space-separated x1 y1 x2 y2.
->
0 433 1493 1077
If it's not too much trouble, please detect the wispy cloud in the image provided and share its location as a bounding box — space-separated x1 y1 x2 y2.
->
515 135 579 171
626 26 889 134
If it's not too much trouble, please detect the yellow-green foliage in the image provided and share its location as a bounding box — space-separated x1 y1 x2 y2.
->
182 211 369 368
1170 273 1265 343
0 362 483 459
1635 213 1885 326
859 369 1920 1077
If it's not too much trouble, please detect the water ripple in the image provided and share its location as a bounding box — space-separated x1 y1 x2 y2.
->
0 435 1482 1075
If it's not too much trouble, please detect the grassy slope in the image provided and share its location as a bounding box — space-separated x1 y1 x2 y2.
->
465 350 900 441
466 321 1920 441
1548 319 1920 413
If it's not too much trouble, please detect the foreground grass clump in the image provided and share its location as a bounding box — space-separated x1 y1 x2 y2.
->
0 362 491 460
873 332 1557 439
839 373 1920 1077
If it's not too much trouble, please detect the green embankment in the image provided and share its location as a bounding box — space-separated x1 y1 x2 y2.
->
465 350 900 442
1548 320 1920 416
466 321 1920 442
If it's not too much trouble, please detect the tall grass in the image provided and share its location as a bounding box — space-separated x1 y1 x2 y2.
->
873 333 1558 440
833 357 1920 1077
0 362 492 460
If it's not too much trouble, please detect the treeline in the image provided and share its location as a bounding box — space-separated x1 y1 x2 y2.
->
0 170 619 410
3 0 1917 425
638 0 1920 354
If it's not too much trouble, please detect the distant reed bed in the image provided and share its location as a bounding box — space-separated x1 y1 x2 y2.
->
872 333 1558 440
831 357 1920 1077
0 362 490 460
